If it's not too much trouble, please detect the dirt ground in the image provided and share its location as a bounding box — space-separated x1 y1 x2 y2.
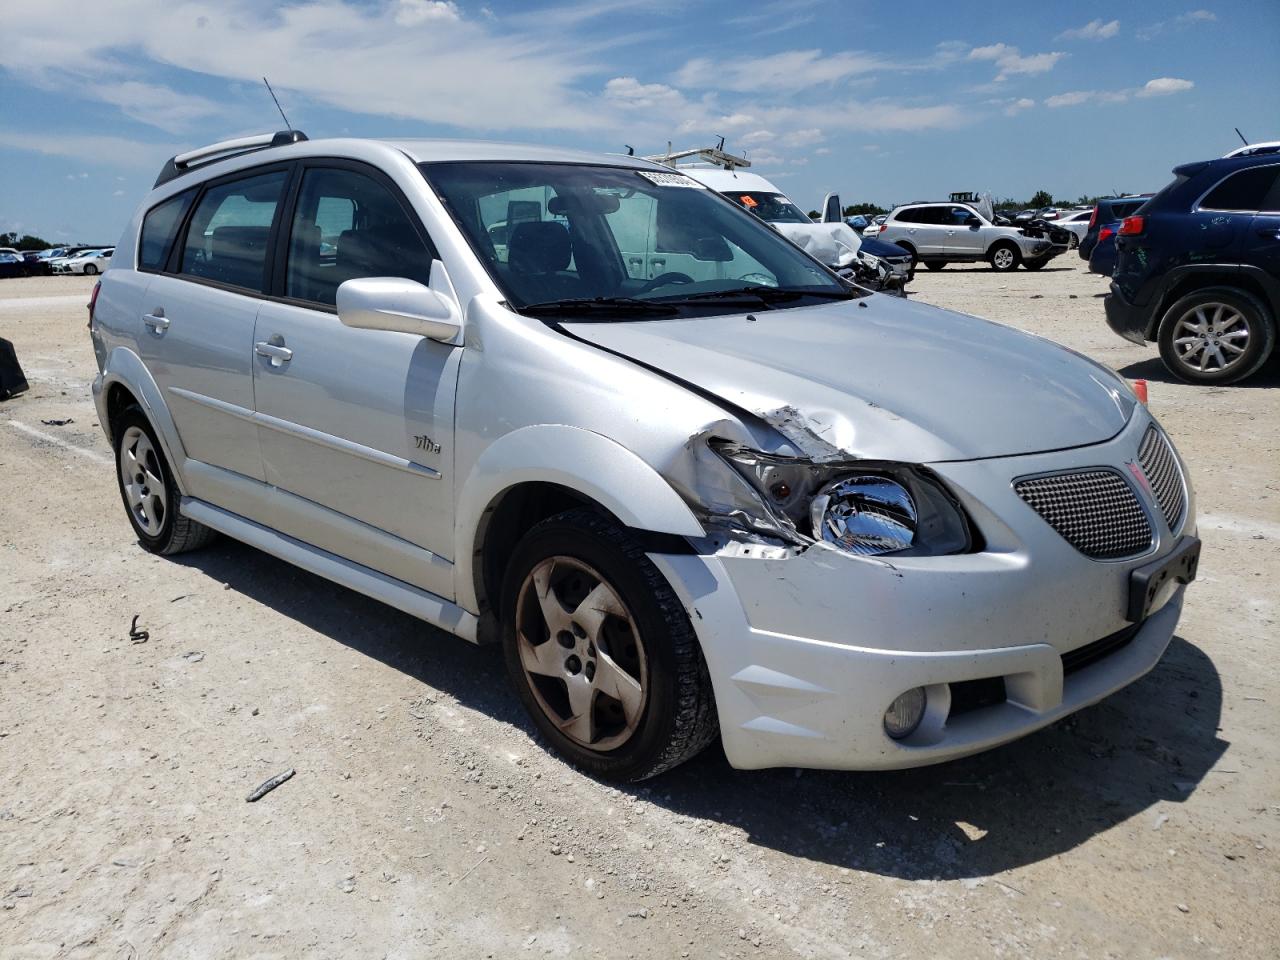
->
2 263 1277 959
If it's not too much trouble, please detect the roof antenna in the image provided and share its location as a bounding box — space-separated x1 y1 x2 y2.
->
624 144 634 156
263 77 292 130
1234 127 1249 146
716 135 725 151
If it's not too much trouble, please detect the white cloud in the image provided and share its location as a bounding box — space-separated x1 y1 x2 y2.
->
0 0 602 132
394 0 460 26
1137 77 1195 97
1045 89 1130 108
814 147 831 155
674 49 891 94
112 189 125 196
968 43 1064 81
1004 97 1036 116
603 77 687 112
0 131 176 168
1056 19 1120 41
1139 9 1217 39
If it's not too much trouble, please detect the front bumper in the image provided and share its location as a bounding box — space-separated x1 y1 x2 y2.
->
1105 282 1151 344
652 412 1193 771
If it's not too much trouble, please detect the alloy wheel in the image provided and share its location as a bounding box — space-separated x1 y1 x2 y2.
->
118 425 167 537
515 556 648 752
1171 302 1250 374
992 247 1015 270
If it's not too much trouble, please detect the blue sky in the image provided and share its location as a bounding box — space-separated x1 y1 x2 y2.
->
2 1 1277 243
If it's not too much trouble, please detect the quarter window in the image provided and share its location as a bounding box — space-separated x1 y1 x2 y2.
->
138 190 195 271
1200 166 1280 212
179 170 288 292
285 167 435 306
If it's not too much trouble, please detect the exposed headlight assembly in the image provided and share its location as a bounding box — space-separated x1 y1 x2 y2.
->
710 441 974 558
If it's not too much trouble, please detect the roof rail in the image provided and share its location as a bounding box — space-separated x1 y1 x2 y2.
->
153 129 308 188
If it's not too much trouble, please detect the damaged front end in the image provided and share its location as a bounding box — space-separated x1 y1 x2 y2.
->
665 426 977 560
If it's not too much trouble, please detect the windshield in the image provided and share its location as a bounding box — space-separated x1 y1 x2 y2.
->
420 162 847 316
720 191 812 224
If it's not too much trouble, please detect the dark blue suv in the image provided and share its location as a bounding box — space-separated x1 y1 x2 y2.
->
1105 154 1280 384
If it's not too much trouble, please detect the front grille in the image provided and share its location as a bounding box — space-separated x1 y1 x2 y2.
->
1015 470 1152 559
1061 620 1143 675
1138 427 1186 532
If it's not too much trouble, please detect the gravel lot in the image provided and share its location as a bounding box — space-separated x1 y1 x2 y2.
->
2 264 1277 959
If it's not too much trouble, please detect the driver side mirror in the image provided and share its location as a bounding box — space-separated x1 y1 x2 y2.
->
337 264 461 342
821 192 842 223
964 215 981 228
691 236 732 262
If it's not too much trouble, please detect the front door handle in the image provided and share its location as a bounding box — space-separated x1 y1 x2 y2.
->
143 310 169 331
255 340 293 366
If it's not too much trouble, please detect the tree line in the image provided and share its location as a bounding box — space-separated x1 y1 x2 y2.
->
0 232 55 251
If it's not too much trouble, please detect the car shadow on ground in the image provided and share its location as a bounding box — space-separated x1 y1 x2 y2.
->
1118 355 1280 389
918 265 1079 275
172 540 1226 882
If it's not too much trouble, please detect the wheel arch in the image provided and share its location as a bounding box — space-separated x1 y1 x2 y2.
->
1147 265 1280 341
96 346 190 495
455 425 705 618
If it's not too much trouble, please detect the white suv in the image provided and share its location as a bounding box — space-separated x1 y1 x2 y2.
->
877 202 1068 271
90 131 1198 780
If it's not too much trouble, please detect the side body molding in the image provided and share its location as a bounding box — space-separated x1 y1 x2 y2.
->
94 345 190 495
454 424 705 613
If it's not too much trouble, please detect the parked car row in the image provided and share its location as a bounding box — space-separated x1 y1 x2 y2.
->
866 200 1072 272
0 245 115 278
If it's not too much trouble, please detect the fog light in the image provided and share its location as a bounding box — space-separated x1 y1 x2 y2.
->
884 687 926 739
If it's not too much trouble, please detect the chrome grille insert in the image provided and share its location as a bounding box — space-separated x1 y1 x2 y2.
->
1138 426 1186 532
1015 470 1153 559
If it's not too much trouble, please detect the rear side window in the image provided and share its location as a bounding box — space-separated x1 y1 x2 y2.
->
1200 165 1280 212
895 208 935 224
284 166 436 307
138 190 195 271
178 169 288 293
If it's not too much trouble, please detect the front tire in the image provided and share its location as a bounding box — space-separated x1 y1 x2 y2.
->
500 509 718 781
1157 287 1275 385
113 407 216 554
83 264 98 276
1068 233 1080 250
923 261 947 271
988 243 1021 272
1022 259 1047 271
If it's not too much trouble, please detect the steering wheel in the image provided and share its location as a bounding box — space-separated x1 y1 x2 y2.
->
637 271 694 294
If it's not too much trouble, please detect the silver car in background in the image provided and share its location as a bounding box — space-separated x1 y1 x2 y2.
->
877 201 1068 272
89 132 1199 780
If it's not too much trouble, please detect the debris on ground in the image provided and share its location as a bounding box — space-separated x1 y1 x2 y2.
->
245 768 296 803
128 615 148 644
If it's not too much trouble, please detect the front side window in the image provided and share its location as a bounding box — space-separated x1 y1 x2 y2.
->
179 170 288 292
1200 165 1280 212
285 167 435 306
139 190 195 271
421 162 845 315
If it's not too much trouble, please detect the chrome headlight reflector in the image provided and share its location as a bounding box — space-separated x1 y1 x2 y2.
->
811 476 916 556
709 441 974 557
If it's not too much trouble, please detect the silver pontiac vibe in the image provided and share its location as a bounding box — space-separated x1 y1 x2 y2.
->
89 134 1199 780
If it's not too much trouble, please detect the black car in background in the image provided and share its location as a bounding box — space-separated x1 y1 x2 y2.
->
1079 196 1149 270
1105 153 1280 384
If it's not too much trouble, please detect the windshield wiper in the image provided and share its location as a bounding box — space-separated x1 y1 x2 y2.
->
521 296 678 317
656 286 856 306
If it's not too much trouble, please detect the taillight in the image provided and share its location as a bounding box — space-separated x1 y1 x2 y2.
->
87 280 101 328
1098 227 1114 242
1119 215 1145 236
1088 206 1098 228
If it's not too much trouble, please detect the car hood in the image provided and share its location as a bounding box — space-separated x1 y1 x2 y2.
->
564 296 1134 462
770 221 861 269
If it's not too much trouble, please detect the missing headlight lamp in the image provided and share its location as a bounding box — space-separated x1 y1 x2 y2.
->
711 441 973 557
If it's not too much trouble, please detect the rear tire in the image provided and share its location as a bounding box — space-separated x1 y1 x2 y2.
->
923 261 947 271
1068 233 1080 250
1157 287 1275 385
113 407 216 555
500 508 718 781
989 243 1021 272
893 242 918 267
1022 259 1047 271
83 264 98 276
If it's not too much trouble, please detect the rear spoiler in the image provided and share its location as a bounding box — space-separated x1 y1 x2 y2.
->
154 130 308 187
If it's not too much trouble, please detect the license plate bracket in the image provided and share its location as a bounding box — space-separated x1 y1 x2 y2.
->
1126 535 1200 622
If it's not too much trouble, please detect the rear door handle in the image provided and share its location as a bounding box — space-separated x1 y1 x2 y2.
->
255 341 293 365
143 310 169 331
